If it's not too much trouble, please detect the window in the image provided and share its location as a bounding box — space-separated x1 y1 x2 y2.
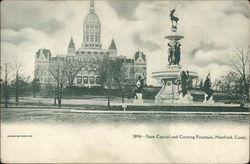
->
95 36 98 42
87 35 89 41
90 35 93 41
90 76 95 84
83 76 88 84
94 51 97 55
87 51 91 54
77 76 82 85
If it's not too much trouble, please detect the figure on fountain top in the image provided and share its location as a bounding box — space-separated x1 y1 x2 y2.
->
170 7 179 32
166 6 184 41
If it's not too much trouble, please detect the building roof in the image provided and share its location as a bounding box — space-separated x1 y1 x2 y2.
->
68 37 75 49
108 39 117 50
134 51 146 61
36 49 51 59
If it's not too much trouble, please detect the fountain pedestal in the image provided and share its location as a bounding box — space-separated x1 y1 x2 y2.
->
133 93 143 104
153 65 181 104
153 65 198 104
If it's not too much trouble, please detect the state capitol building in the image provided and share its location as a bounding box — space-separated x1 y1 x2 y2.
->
34 0 147 87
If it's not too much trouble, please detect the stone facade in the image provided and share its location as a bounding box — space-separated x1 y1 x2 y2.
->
34 0 147 87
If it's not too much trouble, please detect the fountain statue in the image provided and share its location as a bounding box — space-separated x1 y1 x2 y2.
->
133 73 146 104
203 73 214 104
152 7 198 104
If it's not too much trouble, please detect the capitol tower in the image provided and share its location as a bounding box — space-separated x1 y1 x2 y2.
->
82 0 102 49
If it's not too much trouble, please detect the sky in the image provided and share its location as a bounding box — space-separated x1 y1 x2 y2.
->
1 0 249 85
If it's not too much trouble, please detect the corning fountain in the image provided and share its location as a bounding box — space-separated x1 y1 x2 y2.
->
152 7 198 104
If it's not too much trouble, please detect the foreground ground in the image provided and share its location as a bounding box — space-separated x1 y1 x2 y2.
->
1 106 249 163
1 97 249 163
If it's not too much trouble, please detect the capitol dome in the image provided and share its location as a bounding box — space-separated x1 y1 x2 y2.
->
84 12 100 25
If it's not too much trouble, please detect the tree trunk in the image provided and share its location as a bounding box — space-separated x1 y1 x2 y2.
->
54 97 57 106
58 99 61 108
57 85 60 109
4 84 8 107
121 93 124 103
54 88 57 106
15 73 19 105
120 88 124 103
107 89 110 107
4 65 8 108
58 83 63 109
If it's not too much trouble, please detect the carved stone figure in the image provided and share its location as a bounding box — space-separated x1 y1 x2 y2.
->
168 42 181 65
168 43 174 65
203 73 213 100
174 42 181 65
180 71 189 97
133 73 146 99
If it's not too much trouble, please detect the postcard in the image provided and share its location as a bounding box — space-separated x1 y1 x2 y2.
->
1 0 249 163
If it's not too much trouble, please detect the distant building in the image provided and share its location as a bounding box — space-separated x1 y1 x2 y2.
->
34 49 51 84
34 0 146 87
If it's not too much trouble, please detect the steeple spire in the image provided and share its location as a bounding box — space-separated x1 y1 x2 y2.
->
68 37 76 55
89 0 95 13
68 37 75 49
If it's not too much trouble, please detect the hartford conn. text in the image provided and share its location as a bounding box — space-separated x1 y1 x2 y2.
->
133 134 247 140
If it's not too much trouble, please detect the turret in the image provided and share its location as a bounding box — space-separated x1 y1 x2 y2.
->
67 37 76 55
108 39 117 57
134 50 146 64
35 48 51 62
134 50 147 85
34 48 51 85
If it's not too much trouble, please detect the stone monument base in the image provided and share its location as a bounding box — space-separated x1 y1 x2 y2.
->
203 94 215 104
155 80 180 104
134 93 143 104
178 92 193 104
153 65 181 104
152 65 198 104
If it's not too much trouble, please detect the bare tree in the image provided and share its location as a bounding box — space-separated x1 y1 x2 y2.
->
1 63 11 107
96 55 109 88
63 57 88 87
49 59 67 108
31 78 41 98
14 63 21 105
111 59 128 103
96 57 131 104
232 46 250 102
